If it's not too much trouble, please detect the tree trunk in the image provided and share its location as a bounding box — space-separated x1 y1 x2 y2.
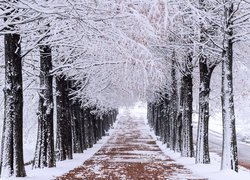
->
159 101 164 142
196 58 214 163
0 87 7 176
155 104 160 136
181 73 194 157
221 1 238 172
91 112 97 144
0 33 26 177
169 54 178 151
55 76 73 160
101 115 107 136
163 94 170 147
72 103 85 153
96 117 102 141
33 45 55 168
175 76 184 153
195 0 216 164
84 108 94 148
80 108 88 150
147 103 153 129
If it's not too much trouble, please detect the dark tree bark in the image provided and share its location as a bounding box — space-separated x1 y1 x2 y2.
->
96 114 103 142
169 54 178 151
221 1 238 172
181 72 194 157
66 82 86 153
101 116 106 137
147 103 152 128
91 112 97 144
33 45 55 168
158 101 164 142
154 104 160 136
196 0 218 164
55 76 73 160
0 111 5 176
101 114 107 136
104 114 109 133
151 103 155 131
175 79 183 153
195 57 215 163
84 108 95 148
0 33 26 177
163 93 170 147
80 108 88 150
72 103 85 153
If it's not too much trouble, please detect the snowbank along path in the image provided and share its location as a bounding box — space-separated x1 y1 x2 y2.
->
56 108 205 180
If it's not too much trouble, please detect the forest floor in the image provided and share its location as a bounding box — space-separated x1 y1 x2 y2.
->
56 111 205 180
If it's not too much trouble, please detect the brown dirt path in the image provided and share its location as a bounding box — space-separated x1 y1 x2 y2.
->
56 112 206 180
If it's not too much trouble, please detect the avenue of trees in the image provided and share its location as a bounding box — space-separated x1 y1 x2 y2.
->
0 0 250 178
147 0 250 173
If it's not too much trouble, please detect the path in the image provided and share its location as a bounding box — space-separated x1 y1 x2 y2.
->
56 111 205 180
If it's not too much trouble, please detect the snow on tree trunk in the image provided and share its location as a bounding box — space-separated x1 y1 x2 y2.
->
33 45 55 168
85 108 95 148
80 108 88 150
65 81 85 153
55 76 73 160
221 1 238 172
169 55 178 151
102 114 108 136
91 112 97 144
196 58 214 164
175 98 182 152
96 116 102 141
0 95 7 176
158 102 165 143
147 102 156 134
181 73 194 157
155 104 160 136
152 103 157 135
195 0 217 164
72 103 86 153
163 94 170 147
0 32 26 178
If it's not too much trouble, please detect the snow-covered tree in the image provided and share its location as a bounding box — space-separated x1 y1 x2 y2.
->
220 0 238 172
194 0 222 164
0 1 26 177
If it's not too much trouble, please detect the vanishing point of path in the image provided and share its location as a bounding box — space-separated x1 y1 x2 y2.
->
56 110 206 180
